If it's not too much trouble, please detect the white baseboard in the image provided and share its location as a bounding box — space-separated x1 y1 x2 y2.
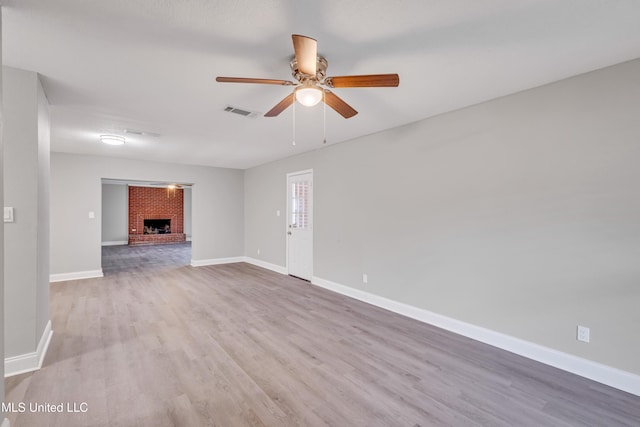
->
101 240 128 246
190 256 285 274
186 236 192 242
190 256 244 267
5 320 53 378
311 276 640 397
49 269 104 283
243 257 287 275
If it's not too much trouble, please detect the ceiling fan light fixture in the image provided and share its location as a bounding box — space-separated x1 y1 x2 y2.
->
100 134 126 145
295 85 323 107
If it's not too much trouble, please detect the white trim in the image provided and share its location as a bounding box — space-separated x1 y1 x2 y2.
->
190 256 286 273
49 269 103 282
1 418 10 427
311 275 640 397
101 240 128 246
190 256 244 267
286 168 314 176
243 257 287 275
186 236 192 242
5 320 53 378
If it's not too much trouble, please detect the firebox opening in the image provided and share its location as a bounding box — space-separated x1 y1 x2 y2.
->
144 219 171 234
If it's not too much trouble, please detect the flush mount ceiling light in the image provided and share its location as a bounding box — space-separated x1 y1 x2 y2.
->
100 134 126 146
294 83 323 107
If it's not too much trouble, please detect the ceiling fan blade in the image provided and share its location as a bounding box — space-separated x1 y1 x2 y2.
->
323 90 358 119
264 93 295 117
325 74 400 88
216 77 294 86
292 34 317 76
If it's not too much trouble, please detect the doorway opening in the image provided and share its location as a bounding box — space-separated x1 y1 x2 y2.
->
100 179 193 275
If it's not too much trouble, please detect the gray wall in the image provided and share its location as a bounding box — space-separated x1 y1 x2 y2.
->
101 183 128 244
36 69 51 348
244 59 640 375
51 153 244 274
3 66 50 358
0 7 5 407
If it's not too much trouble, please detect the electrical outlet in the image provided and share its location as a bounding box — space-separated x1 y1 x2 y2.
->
362 273 368 284
577 325 590 343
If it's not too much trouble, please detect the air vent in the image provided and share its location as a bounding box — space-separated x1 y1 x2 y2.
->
122 128 161 137
224 105 259 118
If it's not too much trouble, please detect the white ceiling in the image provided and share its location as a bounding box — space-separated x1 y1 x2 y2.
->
4 0 640 169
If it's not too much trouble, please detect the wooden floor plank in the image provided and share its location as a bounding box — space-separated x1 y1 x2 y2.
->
4 243 640 426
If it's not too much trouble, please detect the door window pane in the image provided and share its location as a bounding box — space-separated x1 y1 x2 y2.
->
291 181 310 229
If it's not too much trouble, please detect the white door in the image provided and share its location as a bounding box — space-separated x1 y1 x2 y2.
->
287 170 313 280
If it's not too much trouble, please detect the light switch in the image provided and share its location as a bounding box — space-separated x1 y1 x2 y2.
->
276 210 280 217
88 211 95 219
4 207 14 223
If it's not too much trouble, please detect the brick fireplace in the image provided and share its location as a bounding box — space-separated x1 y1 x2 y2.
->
128 186 186 245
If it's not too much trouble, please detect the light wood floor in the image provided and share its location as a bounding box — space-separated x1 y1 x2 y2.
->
5 244 640 426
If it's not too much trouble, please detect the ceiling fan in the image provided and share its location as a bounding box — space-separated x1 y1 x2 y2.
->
216 34 399 119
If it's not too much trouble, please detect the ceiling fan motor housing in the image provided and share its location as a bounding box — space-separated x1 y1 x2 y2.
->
290 56 328 83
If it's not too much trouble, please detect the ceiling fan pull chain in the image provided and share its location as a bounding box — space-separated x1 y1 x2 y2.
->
292 92 296 146
323 90 327 144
